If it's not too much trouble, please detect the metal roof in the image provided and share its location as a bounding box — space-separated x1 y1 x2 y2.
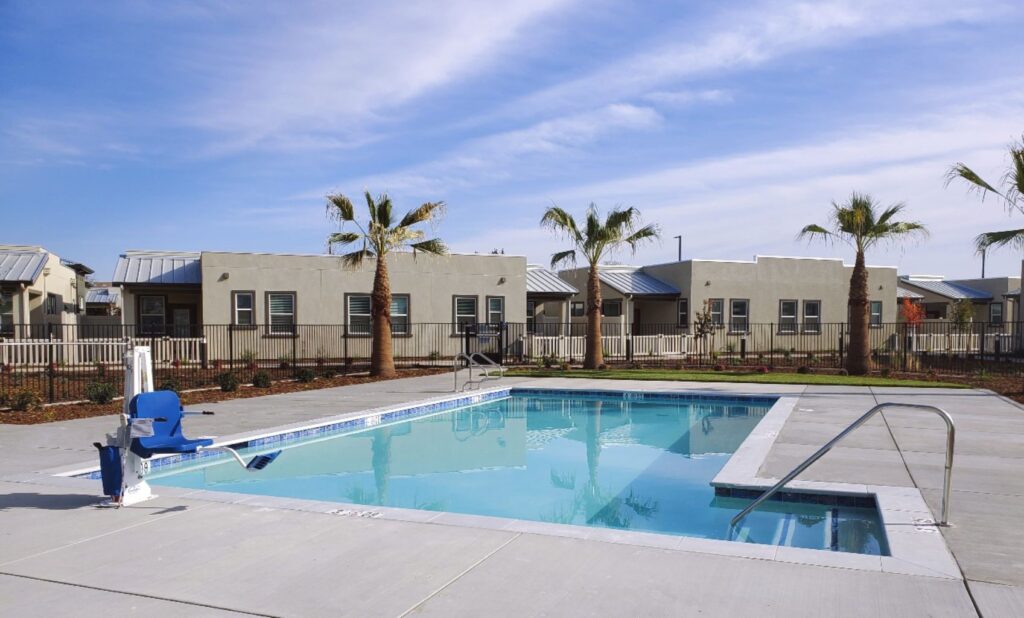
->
526 266 578 296
0 250 48 283
899 277 991 301
60 258 94 275
599 269 679 296
112 252 201 285
896 286 924 299
86 287 120 304
1005 288 1020 298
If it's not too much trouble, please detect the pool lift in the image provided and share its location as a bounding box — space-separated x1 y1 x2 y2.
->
94 346 281 507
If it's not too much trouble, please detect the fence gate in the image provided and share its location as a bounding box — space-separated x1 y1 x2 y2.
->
463 322 507 365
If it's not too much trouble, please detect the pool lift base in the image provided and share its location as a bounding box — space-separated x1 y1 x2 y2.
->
96 346 280 508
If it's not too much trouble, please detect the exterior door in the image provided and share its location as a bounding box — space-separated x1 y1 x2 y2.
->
171 307 192 338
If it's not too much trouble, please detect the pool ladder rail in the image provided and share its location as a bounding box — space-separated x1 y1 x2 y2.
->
730 402 956 529
453 353 506 392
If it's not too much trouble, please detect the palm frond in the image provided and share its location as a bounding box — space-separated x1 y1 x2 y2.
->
874 202 907 227
340 248 374 268
540 207 582 243
623 223 660 252
377 194 393 228
410 238 448 256
945 163 1003 201
328 231 362 247
399 202 445 228
604 207 639 235
974 228 1024 253
364 191 378 224
326 194 356 222
797 224 833 243
1005 139 1024 208
550 249 576 269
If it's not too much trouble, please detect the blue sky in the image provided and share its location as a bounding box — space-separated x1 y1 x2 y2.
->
2 0 1024 280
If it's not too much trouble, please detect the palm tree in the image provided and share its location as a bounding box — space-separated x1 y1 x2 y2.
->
541 205 660 369
945 135 1024 251
326 192 446 377
799 193 927 375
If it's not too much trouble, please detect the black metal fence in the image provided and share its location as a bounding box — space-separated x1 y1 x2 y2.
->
1 321 1021 406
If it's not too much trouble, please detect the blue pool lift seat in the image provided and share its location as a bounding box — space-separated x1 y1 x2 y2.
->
128 391 213 459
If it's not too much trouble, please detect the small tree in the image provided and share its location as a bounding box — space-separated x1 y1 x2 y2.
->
951 299 974 331
900 298 925 327
693 300 716 358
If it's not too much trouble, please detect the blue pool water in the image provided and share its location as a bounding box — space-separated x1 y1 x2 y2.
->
150 392 888 555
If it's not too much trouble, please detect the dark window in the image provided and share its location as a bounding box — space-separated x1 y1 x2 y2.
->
869 301 883 327
391 295 410 334
602 299 622 317
678 299 689 329
526 300 537 333
45 293 59 315
267 292 296 334
779 300 797 333
0 291 13 335
990 302 1003 325
232 291 255 326
803 300 821 333
487 296 505 324
139 295 166 335
453 296 477 333
570 301 585 317
347 295 371 335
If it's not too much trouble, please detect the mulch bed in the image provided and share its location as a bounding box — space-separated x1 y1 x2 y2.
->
0 367 448 425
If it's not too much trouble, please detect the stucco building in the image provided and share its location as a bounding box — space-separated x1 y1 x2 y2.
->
0 245 92 337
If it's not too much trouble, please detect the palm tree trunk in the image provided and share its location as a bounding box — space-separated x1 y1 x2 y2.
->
585 264 604 369
370 256 396 378
847 250 870 375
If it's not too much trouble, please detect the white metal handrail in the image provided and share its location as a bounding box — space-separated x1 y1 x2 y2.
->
730 402 956 528
453 352 505 391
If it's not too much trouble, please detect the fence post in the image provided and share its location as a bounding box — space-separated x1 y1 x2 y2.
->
740 337 746 361
902 323 908 371
47 323 55 404
292 324 299 378
839 324 845 366
769 329 774 368
228 325 234 370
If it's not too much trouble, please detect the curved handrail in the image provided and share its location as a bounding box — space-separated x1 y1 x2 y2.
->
452 353 505 391
729 402 955 528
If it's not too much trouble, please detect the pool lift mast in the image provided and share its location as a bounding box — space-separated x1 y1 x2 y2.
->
95 346 280 507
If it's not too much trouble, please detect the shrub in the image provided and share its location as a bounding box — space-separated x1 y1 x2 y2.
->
880 367 892 378
543 355 557 369
713 364 725 372
7 388 40 411
757 366 770 374
159 377 182 394
296 368 316 383
673 362 684 371
428 351 441 361
216 371 239 392
252 371 271 388
94 362 107 378
796 365 812 374
85 381 117 404
559 361 570 371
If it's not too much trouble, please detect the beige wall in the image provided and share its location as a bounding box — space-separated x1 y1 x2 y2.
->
200 251 527 326
0 247 87 334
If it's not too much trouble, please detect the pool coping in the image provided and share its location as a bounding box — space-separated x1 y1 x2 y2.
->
26 384 960 579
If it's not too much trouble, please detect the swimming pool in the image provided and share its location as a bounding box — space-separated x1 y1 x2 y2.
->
149 389 888 555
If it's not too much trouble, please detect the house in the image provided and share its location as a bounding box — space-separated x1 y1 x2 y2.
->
0 245 92 337
525 265 579 335
111 249 527 361
558 256 898 335
897 275 1019 325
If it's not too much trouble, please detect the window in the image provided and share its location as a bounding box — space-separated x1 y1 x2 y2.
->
869 301 883 327
347 295 372 335
990 302 1003 325
570 301 585 317
232 291 255 326
267 292 296 335
602 299 622 317
730 299 749 332
0 291 13 335
139 295 166 335
708 298 724 326
803 300 821 333
391 295 410 334
678 299 689 329
453 296 477 333
779 300 797 333
487 296 505 324
526 300 536 333
45 293 59 315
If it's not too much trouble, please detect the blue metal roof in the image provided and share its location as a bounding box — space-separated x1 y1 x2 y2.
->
0 250 48 283
526 266 578 296
896 286 924 299
599 269 679 296
86 287 120 304
112 251 201 285
899 278 991 301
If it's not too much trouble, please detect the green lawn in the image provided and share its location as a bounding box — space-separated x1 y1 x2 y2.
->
507 368 966 388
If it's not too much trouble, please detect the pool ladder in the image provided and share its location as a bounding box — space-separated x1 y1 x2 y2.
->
453 353 506 392
730 403 956 529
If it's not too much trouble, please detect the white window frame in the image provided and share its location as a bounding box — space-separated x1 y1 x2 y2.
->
779 299 798 333
486 296 505 324
232 291 255 326
390 294 410 335
729 299 749 333
869 301 883 327
453 296 478 334
138 295 166 335
803 300 821 334
678 298 689 329
570 301 585 317
602 299 623 318
347 294 372 336
267 292 296 335
709 298 724 327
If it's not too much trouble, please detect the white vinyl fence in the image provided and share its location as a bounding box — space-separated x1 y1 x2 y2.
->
0 337 204 368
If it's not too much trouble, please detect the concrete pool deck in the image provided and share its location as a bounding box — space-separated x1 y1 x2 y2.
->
1 374 1022 616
